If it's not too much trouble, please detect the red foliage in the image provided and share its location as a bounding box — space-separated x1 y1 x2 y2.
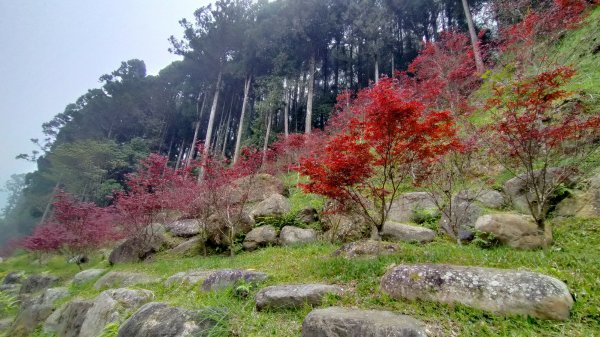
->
298 78 460 231
22 190 120 255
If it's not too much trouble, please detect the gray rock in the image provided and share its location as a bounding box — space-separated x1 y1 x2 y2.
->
201 269 268 292
243 225 278 251
44 300 93 337
301 307 427 337
230 173 286 204
3 271 24 284
256 284 345 311
20 274 59 295
381 264 573 321
73 269 106 285
331 240 401 259
94 272 161 290
251 193 291 219
166 219 203 237
116 302 220 337
0 283 21 296
109 224 166 264
78 288 154 337
555 172 600 218
165 270 215 287
321 213 369 243
439 200 483 241
381 222 435 244
504 168 576 214
0 317 13 331
280 226 317 246
9 287 68 337
388 192 438 223
205 211 254 248
475 213 546 249
297 207 319 224
457 189 506 209
169 237 204 256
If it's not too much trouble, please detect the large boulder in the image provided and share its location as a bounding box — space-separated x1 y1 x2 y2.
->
242 225 278 251
255 284 345 311
504 168 576 214
116 302 220 337
229 173 285 204
555 172 600 218
169 237 204 256
165 219 203 237
297 207 319 224
439 199 483 241
3 271 24 285
321 213 369 243
280 226 317 246
388 192 438 223
94 272 161 290
72 269 106 285
250 194 291 219
20 274 60 295
205 211 254 248
457 189 506 209
44 300 93 337
201 269 268 292
381 222 435 244
331 240 401 259
301 307 427 337
109 224 166 264
77 288 154 337
9 287 69 337
474 213 546 249
381 264 573 321
165 270 215 287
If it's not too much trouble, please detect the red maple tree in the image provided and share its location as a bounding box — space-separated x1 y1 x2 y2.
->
298 78 460 238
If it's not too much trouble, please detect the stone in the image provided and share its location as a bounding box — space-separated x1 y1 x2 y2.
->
301 307 427 337
44 300 93 337
279 226 317 246
475 213 546 249
165 219 203 237
555 172 600 218
205 211 254 248
165 270 215 287
321 213 369 243
297 207 319 224
201 269 268 292
0 317 13 331
457 189 506 209
94 272 161 290
242 225 278 251
73 269 106 285
230 173 285 204
116 302 220 337
0 284 21 296
251 193 291 219
169 237 204 256
381 264 573 321
255 284 345 311
331 240 401 259
439 200 483 241
3 271 24 284
109 224 166 264
78 288 154 337
9 287 68 337
388 192 438 223
381 222 435 244
504 168 576 214
20 274 59 294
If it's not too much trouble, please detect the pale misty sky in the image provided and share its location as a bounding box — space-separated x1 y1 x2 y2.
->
0 0 213 208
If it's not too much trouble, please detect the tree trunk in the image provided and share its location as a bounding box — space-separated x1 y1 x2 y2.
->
220 98 234 158
175 141 185 171
199 70 222 181
284 83 290 138
233 74 252 164
374 54 379 83
305 53 316 134
186 121 200 168
461 0 485 73
262 111 273 164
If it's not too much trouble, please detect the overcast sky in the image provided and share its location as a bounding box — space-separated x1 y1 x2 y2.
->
0 0 213 208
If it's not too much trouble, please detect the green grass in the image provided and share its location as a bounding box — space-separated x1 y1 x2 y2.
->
2 217 599 336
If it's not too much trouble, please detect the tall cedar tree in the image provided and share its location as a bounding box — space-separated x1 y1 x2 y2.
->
298 78 460 238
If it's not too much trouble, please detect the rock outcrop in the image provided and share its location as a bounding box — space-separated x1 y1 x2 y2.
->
474 213 546 249
229 173 285 204
381 264 573 320
301 307 427 337
331 240 401 259
165 219 203 237
10 287 68 337
109 224 166 264
20 274 59 295
242 225 278 251
72 269 106 285
201 269 268 292
279 226 317 246
94 272 161 290
381 222 435 243
255 284 345 310
165 270 215 287
250 193 291 219
439 199 483 241
388 192 438 223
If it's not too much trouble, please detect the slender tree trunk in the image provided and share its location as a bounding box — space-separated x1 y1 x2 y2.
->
284 85 290 138
220 97 234 157
166 135 174 161
461 0 485 73
186 122 201 167
233 74 252 164
40 181 60 225
175 141 185 171
374 54 379 83
199 70 222 181
305 52 316 134
262 112 272 164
